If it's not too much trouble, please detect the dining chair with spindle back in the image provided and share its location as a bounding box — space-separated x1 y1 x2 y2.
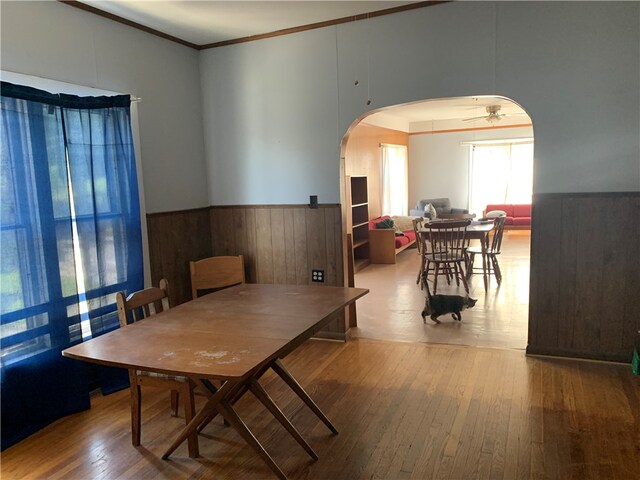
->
421 219 471 294
466 214 507 286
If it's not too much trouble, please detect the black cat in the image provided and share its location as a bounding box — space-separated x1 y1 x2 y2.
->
420 274 477 324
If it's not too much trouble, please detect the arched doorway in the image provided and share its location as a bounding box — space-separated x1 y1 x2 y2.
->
341 96 534 349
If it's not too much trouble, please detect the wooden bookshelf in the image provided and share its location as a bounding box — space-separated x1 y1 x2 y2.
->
347 176 370 272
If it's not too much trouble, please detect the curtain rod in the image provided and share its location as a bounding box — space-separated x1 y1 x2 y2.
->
1 70 142 102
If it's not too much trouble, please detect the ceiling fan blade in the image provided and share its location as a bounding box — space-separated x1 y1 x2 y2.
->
462 115 487 122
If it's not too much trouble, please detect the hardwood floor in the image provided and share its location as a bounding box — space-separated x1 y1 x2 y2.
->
353 231 531 349
3 233 638 479
2 338 639 479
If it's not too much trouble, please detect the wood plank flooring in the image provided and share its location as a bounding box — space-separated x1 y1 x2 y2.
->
353 231 531 349
3 338 639 479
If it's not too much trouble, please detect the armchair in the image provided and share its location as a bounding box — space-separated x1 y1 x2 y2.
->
409 198 469 219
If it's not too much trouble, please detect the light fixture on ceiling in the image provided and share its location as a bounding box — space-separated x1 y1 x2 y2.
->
463 105 506 123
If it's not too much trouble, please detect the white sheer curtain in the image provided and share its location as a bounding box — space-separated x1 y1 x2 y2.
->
468 142 534 217
380 143 408 216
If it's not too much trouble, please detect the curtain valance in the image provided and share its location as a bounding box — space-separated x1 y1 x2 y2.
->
1 81 130 108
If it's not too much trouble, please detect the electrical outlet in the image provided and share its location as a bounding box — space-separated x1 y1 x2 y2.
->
311 269 324 283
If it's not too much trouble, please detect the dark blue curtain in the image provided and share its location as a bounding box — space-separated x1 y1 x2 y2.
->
60 93 143 338
1 82 143 449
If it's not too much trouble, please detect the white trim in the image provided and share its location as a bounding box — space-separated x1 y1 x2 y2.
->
460 137 533 146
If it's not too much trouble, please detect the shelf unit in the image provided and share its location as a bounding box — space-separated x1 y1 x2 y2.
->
347 175 370 272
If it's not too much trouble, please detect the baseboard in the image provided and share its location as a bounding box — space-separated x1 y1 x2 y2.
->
503 225 530 231
526 345 631 364
313 330 348 342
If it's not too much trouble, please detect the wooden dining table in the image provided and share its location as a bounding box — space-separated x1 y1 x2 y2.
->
62 283 368 479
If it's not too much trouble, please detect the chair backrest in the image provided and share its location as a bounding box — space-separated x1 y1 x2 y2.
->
116 279 171 327
190 255 245 299
490 215 507 254
412 217 425 255
422 219 471 262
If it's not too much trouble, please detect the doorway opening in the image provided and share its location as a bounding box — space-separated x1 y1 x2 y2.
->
341 96 534 350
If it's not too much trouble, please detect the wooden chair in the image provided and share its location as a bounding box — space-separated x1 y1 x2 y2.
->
190 255 245 299
189 255 245 424
116 279 199 457
466 214 507 286
413 217 444 286
421 219 471 294
413 217 426 284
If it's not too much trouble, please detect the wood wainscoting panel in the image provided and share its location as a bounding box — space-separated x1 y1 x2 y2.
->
146 207 212 307
210 204 347 338
528 192 640 362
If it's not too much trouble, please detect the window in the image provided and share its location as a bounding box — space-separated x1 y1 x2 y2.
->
468 141 534 217
380 143 408 216
1 79 144 450
1 83 143 366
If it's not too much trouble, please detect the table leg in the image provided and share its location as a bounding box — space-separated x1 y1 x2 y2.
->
193 379 223 433
272 358 338 434
216 399 288 480
248 378 318 460
162 380 236 460
162 378 296 480
198 364 272 432
215 359 338 436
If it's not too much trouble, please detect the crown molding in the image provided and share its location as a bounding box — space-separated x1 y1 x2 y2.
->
59 1 449 50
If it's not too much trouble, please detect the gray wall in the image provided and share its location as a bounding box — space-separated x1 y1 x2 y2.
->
1 1 208 214
2 2 639 206
200 1 639 204
200 28 341 206
3 1 639 360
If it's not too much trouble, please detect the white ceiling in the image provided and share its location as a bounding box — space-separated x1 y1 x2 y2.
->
364 97 531 133
370 97 528 123
81 1 417 46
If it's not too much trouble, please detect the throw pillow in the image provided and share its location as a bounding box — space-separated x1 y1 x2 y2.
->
391 215 414 232
375 218 395 229
485 210 507 219
424 203 437 219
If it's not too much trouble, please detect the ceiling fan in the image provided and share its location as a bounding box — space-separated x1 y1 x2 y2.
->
463 105 507 123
